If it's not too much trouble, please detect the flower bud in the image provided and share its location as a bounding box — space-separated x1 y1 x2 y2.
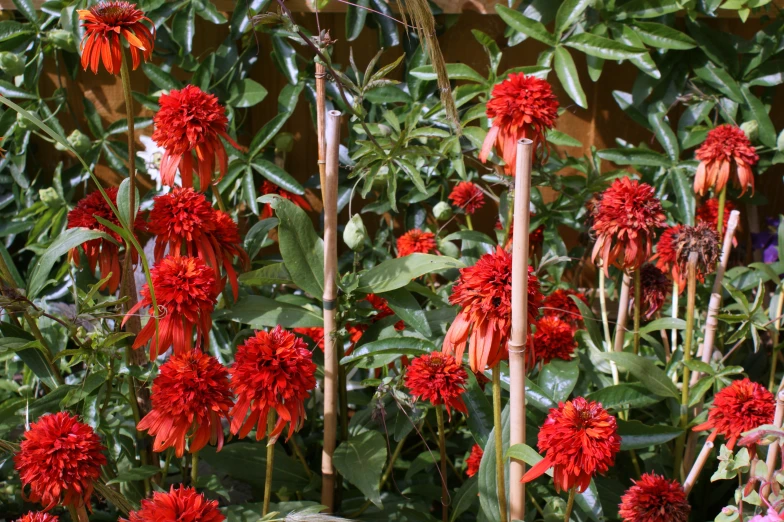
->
343 214 367 252
740 120 759 142
0 52 24 77
67 129 91 155
49 29 77 53
39 187 61 208
433 201 452 221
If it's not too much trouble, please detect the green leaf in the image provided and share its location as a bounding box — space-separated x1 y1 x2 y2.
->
599 352 679 398
0 21 35 42
463 372 493 447
747 60 784 87
28 228 116 299
380 288 432 337
740 85 776 148
0 80 35 99
340 337 434 365
478 405 509 522
215 295 322 329
242 167 259 216
585 383 663 411
106 465 160 485
271 35 298 85
192 55 215 92
547 129 582 147
564 33 645 61
13 0 39 27
554 46 587 109
249 112 294 158
346 0 369 41
83 98 105 137
229 79 268 108
450 477 478 522
356 254 464 294
106 117 153 136
554 0 592 37
251 158 304 195
172 4 196 55
648 110 679 160
195 0 228 24
116 178 139 231
618 0 683 19
633 22 696 49
576 480 603 521
538 358 579 403
238 263 292 286
333 431 387 508
271 198 324 299
617 419 683 450
506 444 547 472
693 60 743 103
201 442 309 492
639 317 686 335
496 5 557 46
570 294 603 349
670 168 695 226
597 148 672 167
410 63 486 84
142 63 183 91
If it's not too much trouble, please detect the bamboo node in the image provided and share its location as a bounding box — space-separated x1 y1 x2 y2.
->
323 299 337 310
508 341 526 354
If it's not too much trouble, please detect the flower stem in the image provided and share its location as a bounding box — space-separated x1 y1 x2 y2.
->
466 214 473 231
492 365 508 522
563 486 577 522
119 49 136 233
191 450 199 487
435 405 449 522
263 411 276 516
599 268 619 385
633 269 641 355
769 284 784 392
74 504 90 522
716 185 727 236
674 252 698 481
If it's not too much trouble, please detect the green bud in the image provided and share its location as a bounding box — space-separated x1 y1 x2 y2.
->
15 111 33 131
0 52 24 77
433 201 452 221
67 129 91 155
343 214 368 252
740 120 759 142
49 29 77 53
39 187 61 208
777 129 784 152
274 132 294 153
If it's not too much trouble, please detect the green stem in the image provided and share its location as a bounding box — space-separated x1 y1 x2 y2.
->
160 448 174 487
126 374 151 497
716 185 727 236
492 366 508 522
289 437 312 478
674 256 698 481
769 284 784 392
191 450 199 487
436 405 449 522
263 411 276 516
633 269 641 355
465 214 473 231
599 268 619 386
119 50 136 229
564 487 577 522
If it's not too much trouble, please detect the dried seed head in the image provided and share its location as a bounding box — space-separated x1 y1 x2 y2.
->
673 222 721 278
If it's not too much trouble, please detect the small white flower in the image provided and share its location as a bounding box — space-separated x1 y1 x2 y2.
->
137 135 179 192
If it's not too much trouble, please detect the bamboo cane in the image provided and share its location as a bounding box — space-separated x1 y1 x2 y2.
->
613 273 632 353
316 62 327 193
508 139 533 522
320 110 341 512
761 391 784 499
683 440 714 495
690 210 740 385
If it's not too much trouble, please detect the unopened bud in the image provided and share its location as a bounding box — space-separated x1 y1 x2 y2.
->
740 120 759 142
433 201 452 221
343 214 367 252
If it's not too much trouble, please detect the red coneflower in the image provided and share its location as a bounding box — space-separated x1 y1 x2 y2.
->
396 229 438 258
230 326 317 442
137 350 233 458
529 316 576 368
693 378 775 449
542 288 588 328
465 444 483 477
15 412 106 511
294 327 326 350
152 85 242 190
443 246 543 372
366 293 405 330
260 181 312 220
125 255 218 359
480 73 559 174
78 1 153 75
522 397 620 493
211 210 250 299
654 223 720 291
405 353 468 419
618 473 690 522
449 181 485 215
697 197 737 232
148 187 218 265
122 485 224 522
591 177 666 274
67 187 145 294
15 513 59 522
654 225 682 283
694 124 758 196
637 264 670 319
494 217 544 250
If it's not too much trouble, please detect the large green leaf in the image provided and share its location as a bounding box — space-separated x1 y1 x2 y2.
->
617 0 683 19
554 46 587 109
597 148 672 167
463 371 493 448
333 431 387 508
251 158 304 195
477 405 509 522
340 337 434 365
238 263 293 287
496 5 556 46
693 59 743 103
599 352 679 398
617 419 683 450
670 168 695 226
585 383 664 411
554 0 592 37
201 443 309 492
565 33 645 61
538 358 579 403
346 0 369 41
380 288 432 337
215 295 322 328
410 64 486 84
633 22 696 49
450 477 479 522
229 79 268 108
741 85 777 148
272 198 324 299
356 254 464 294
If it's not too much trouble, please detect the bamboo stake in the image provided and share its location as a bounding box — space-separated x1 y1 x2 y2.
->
320 110 341 512
671 282 679 355
690 210 740 385
613 273 632 353
316 62 327 193
509 139 533 522
683 440 714 495
761 391 784 499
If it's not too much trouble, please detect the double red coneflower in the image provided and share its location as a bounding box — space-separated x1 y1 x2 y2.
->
465 444 483 477
449 181 485 215
542 288 588 329
697 197 737 232
405 353 468 419
694 124 758 196
618 473 690 522
15 513 59 522
123 485 224 522
396 229 439 257
78 1 154 75
529 316 576 367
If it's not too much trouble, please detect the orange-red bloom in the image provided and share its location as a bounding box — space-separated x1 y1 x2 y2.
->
697 197 736 231
126 255 218 359
123 485 224 522
260 181 311 220
67 187 145 294
523 397 620 493
449 181 485 215
443 246 543 372
152 85 242 190
542 288 588 328
405 353 468 419
78 2 153 75
396 229 438 257
15 412 106 511
211 210 250 298
15 513 59 522
618 473 690 522
294 327 325 350
637 264 669 319
693 378 775 449
137 350 233 458
465 444 483 477
591 177 665 274
694 124 758 196
529 316 576 368
480 73 559 174
366 294 405 330
230 326 317 442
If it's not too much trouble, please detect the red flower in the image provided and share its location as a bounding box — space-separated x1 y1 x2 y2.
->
78 2 153 75
396 229 438 257
529 316 576 367
654 225 682 284
230 326 317 442
211 210 250 298
495 217 544 250
693 378 775 449
694 124 758 196
260 181 312 220
638 264 669 319
14 412 106 511
443 246 543 372
697 197 736 231
618 473 690 522
152 85 242 190
522 397 620 493
122 485 224 522
542 288 588 328
449 182 485 215
466 444 483 477
591 177 666 274
15 513 59 522
125 255 218 360
294 327 326 350
137 350 233 458
480 73 559 174
405 353 468 419
67 187 145 294
366 294 405 330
